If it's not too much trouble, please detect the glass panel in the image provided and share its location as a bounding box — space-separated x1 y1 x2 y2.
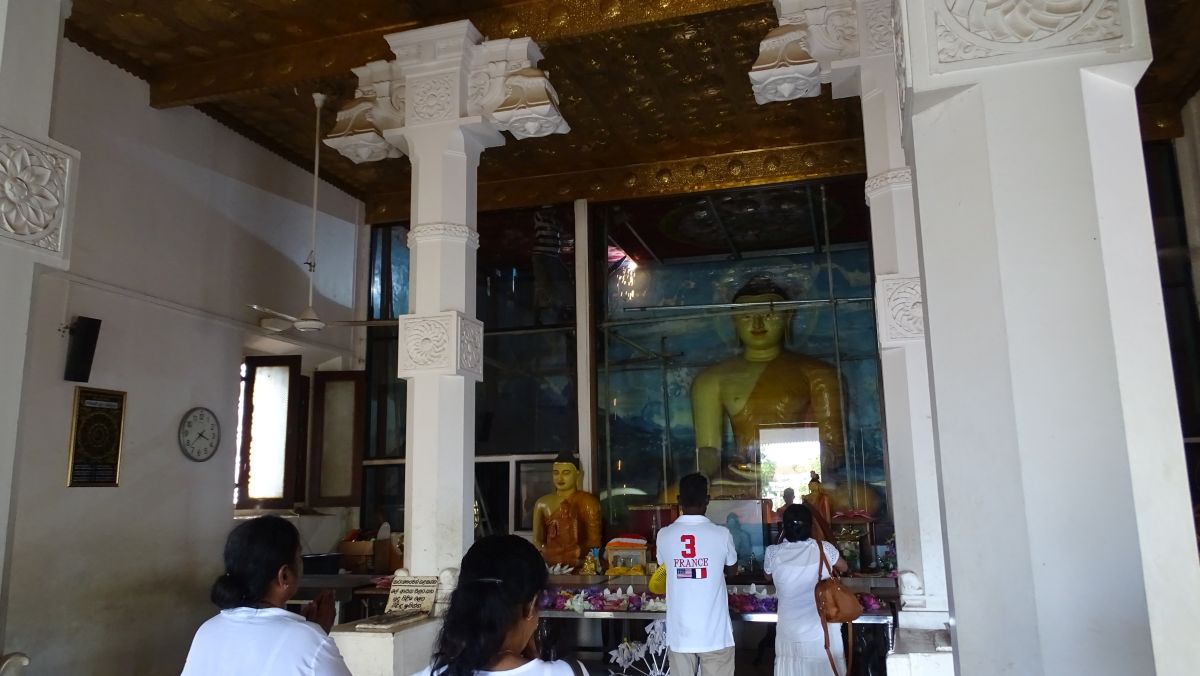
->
368 224 411 321
366 326 405 459
362 464 405 532
474 462 510 535
475 205 578 456
477 329 576 455
516 461 555 531
247 365 290 500
595 179 886 537
319 379 356 497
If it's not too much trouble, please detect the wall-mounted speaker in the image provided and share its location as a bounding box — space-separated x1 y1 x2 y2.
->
64 316 101 383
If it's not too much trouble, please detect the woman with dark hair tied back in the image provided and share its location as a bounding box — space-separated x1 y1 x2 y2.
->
763 504 849 676
413 535 587 676
181 516 351 676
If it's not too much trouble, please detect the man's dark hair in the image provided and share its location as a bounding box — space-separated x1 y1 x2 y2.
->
733 275 789 302
678 473 709 509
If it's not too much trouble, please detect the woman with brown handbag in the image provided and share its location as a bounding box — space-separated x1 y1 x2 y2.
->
763 504 849 676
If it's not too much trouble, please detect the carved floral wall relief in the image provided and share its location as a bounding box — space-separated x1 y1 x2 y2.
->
935 0 1124 65
0 127 76 256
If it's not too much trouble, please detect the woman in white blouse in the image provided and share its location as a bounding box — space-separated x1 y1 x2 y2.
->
763 504 849 676
181 516 351 676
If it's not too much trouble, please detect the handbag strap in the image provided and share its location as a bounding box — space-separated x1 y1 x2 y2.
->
817 539 850 676
817 538 838 580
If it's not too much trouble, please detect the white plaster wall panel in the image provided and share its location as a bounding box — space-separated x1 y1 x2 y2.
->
5 277 242 675
47 43 359 337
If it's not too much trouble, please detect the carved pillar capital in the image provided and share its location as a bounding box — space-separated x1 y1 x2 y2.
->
396 310 484 382
326 20 569 164
752 0 863 104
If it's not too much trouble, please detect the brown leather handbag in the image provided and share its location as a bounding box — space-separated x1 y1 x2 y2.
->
814 540 861 676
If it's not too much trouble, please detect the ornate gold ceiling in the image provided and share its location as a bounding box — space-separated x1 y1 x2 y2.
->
65 1 1200 222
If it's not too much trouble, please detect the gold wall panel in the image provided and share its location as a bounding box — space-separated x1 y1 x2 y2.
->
365 140 867 223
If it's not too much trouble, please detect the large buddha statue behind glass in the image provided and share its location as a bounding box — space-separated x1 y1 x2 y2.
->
690 276 879 515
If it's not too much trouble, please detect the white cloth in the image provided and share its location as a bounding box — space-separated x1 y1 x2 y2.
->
655 514 738 654
180 606 351 676
773 637 845 676
763 539 841 644
411 658 583 676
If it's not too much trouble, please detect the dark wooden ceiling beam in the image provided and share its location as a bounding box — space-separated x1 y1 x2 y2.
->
148 0 767 109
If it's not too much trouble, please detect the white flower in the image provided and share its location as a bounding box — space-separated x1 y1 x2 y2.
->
608 640 647 670
645 620 668 656
564 593 590 614
0 145 59 234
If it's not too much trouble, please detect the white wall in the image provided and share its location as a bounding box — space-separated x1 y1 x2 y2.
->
0 41 362 675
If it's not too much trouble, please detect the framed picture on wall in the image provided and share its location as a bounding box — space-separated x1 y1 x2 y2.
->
516 460 555 531
66 386 126 487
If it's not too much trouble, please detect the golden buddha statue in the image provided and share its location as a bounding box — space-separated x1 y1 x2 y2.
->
532 455 603 569
690 276 879 516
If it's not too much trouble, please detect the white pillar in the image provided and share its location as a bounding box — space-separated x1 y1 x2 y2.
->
0 0 75 649
754 0 951 630
856 55 948 628
389 23 501 577
334 20 568 577
900 1 1200 673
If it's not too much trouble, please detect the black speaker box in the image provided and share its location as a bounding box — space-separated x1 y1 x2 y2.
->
64 316 101 383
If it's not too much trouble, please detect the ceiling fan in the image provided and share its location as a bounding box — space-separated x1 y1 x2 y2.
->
248 92 390 334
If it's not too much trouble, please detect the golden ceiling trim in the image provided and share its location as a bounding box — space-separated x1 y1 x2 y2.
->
149 0 767 109
365 139 866 223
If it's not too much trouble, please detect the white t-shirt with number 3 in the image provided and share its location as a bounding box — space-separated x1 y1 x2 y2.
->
655 514 738 653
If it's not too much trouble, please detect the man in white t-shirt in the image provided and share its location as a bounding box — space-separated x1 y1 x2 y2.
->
655 473 738 676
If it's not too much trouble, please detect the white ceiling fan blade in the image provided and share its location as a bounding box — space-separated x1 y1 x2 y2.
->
258 316 296 333
248 304 298 322
325 319 396 327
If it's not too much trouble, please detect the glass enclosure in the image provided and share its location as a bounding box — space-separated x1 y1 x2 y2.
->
361 181 888 547
594 178 887 544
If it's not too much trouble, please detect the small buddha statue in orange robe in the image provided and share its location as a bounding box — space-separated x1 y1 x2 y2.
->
532 455 602 569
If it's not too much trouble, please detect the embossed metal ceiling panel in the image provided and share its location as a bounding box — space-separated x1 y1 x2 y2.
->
64 1 1200 210
65 0 517 71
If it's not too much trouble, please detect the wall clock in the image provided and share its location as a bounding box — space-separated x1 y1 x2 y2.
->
178 407 220 462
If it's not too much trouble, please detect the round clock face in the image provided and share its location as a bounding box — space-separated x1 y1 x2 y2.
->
178 407 220 462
